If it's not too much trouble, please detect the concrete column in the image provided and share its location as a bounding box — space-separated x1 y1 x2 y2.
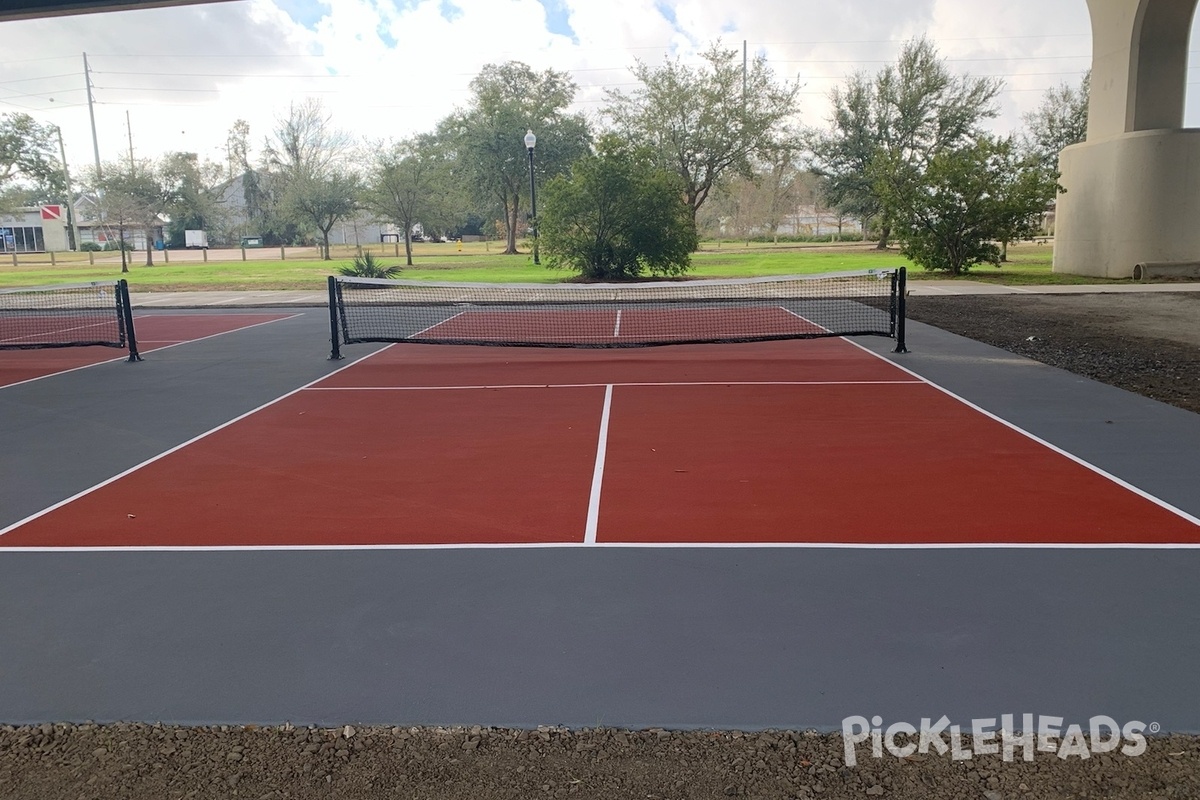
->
1054 0 1200 277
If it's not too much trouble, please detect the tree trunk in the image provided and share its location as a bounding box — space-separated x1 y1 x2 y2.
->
875 224 891 250
120 228 128 273
504 193 519 255
405 233 413 266
321 230 332 261
1000 239 1009 262
144 227 155 266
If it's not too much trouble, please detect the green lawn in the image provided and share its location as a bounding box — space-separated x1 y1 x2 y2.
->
0 241 1129 290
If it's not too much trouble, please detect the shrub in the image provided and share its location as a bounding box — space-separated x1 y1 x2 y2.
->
540 136 697 280
79 242 102 251
337 251 402 279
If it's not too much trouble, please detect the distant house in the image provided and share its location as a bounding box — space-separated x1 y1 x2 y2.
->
70 193 165 251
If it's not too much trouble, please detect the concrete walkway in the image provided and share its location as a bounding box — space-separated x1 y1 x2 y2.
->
126 280 1200 308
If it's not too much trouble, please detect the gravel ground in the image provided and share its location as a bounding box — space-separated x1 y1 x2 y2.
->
4 291 1200 799
906 292 1200 414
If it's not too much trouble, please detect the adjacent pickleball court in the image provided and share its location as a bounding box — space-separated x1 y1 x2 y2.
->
0 280 296 388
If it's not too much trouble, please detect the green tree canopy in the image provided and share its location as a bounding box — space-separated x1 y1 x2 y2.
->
808 36 1002 248
873 136 1059 275
439 61 591 255
159 151 228 247
1022 71 1090 169
604 41 800 237
539 136 698 281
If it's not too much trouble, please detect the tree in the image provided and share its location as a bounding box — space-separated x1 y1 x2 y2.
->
873 136 1059 275
539 136 698 280
605 41 800 237
1 113 59 193
362 135 451 266
989 143 1062 261
1022 71 1090 169
91 161 158 273
284 169 360 260
264 100 358 258
440 62 591 255
808 37 1002 248
159 151 228 247
226 118 252 181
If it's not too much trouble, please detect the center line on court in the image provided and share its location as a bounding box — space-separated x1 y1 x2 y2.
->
584 384 614 545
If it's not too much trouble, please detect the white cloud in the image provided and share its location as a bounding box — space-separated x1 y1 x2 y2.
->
1 0 1197 179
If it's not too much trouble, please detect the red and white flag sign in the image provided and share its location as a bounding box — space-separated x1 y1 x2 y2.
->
40 205 63 221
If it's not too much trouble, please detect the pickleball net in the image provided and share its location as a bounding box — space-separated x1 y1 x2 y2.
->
328 268 906 358
0 279 141 361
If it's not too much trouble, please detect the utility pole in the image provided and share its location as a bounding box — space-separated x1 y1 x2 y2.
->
126 110 134 167
55 126 81 251
83 52 102 178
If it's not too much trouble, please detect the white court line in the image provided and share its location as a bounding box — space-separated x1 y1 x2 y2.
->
780 306 833 334
0 313 302 391
305 380 923 391
410 311 467 338
584 384 614 545
613 309 622 337
0 342 395 538
843 338 1200 528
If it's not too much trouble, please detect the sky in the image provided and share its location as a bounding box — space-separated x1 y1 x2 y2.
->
1 0 1195 180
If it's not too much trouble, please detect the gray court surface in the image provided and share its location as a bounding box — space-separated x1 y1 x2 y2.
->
2 307 1199 732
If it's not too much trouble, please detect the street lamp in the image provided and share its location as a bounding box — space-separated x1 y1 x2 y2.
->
524 128 539 265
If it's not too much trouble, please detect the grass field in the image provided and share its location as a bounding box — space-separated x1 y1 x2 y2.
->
0 240 1128 290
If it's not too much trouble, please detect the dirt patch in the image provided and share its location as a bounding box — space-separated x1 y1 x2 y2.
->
907 292 1200 414
4 723 1199 800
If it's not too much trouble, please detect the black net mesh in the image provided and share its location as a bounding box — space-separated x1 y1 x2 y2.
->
0 281 128 351
332 269 903 350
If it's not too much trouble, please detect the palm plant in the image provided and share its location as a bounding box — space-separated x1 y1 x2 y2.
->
337 251 402 279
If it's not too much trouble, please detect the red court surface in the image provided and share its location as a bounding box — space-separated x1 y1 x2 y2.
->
0 313 294 388
2 337 1199 548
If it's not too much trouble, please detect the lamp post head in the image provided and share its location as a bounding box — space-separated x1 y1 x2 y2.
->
524 129 536 150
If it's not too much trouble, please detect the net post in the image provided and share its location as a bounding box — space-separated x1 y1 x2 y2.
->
118 279 142 362
893 267 908 353
328 275 343 360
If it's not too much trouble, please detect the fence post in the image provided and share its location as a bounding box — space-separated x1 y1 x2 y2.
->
10 253 16 267
89 251 95 265
241 247 247 261
163 249 169 264
281 246 286 261
202 249 208 263
50 250 56 266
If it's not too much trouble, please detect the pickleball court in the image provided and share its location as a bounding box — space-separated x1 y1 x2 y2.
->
2 275 1200 730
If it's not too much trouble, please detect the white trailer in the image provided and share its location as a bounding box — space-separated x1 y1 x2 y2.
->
185 230 209 249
